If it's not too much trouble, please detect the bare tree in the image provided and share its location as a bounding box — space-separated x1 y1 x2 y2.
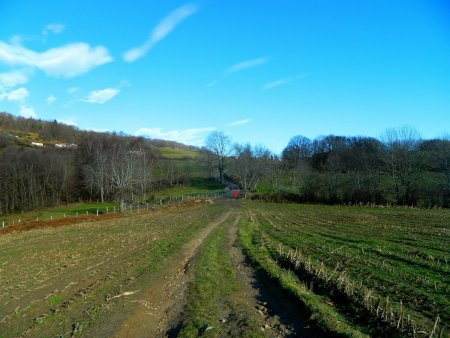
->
381 126 421 204
205 131 232 183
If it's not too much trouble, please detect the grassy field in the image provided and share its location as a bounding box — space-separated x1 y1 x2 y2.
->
0 202 117 225
240 201 450 337
0 202 225 337
159 147 199 159
1 198 448 337
154 177 225 200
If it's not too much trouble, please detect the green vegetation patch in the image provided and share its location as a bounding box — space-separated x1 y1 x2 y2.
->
179 217 261 337
242 201 450 337
159 146 199 159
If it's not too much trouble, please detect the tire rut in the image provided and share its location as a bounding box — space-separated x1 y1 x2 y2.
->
227 207 324 337
113 205 233 338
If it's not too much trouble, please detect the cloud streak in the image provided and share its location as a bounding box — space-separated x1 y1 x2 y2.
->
43 23 66 35
135 126 215 146
0 41 113 78
263 74 308 90
46 94 56 105
0 87 29 102
19 105 37 118
0 70 29 89
123 3 198 62
226 118 252 127
226 57 269 75
83 88 120 104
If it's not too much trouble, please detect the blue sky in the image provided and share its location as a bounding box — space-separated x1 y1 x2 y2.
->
0 1 449 153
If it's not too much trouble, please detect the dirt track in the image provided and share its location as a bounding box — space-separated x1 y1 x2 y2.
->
113 208 233 337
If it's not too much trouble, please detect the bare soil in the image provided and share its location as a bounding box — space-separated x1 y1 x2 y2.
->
112 208 232 338
226 209 323 338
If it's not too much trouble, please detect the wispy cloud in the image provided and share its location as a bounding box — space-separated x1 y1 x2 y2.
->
46 94 56 105
83 88 120 104
226 118 252 127
0 41 112 78
0 87 29 102
67 86 79 94
43 23 66 35
0 69 30 89
19 105 37 118
263 74 308 90
135 126 215 146
207 79 219 88
123 3 198 62
57 117 77 126
226 57 269 75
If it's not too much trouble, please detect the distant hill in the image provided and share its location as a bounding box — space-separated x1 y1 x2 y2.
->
0 112 215 215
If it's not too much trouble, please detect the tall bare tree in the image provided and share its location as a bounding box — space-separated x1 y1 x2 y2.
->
381 126 421 204
205 131 232 183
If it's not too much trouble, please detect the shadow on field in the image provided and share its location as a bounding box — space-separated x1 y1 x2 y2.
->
243 254 328 338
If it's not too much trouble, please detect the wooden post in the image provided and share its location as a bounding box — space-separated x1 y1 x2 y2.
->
114 206 116 213
76 212 79 217
64 213 66 218
50 216 52 221
107 207 109 213
96 209 99 216
2 221 4 228
86 210 88 215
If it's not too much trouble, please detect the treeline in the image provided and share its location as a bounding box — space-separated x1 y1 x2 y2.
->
0 113 196 215
209 128 450 208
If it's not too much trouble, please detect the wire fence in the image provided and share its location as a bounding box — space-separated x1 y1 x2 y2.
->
1 191 226 229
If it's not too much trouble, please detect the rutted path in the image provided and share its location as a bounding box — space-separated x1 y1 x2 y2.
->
226 207 322 337
113 206 233 338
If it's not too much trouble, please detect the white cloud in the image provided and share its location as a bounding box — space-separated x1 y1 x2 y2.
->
57 118 77 126
83 88 120 104
19 105 37 118
135 126 215 146
46 94 56 105
0 41 113 78
43 23 66 35
226 118 252 127
67 86 79 94
0 87 29 102
226 57 269 75
263 74 308 90
0 70 29 88
123 3 198 62
207 79 219 88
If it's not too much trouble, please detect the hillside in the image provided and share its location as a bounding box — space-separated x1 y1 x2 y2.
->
0 112 219 217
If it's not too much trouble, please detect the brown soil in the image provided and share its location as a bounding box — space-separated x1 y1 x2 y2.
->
225 207 323 337
112 207 232 338
0 199 213 235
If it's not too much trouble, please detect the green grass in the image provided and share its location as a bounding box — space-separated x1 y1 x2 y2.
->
241 201 450 337
239 212 366 337
159 147 199 159
154 178 225 201
0 202 117 225
179 217 261 337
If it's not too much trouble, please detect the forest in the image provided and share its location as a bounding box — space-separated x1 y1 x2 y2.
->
1 112 449 216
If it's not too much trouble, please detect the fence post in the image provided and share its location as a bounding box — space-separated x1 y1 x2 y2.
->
96 209 99 216
86 210 88 215
107 207 109 213
76 212 79 217
50 216 52 221
2 221 4 228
